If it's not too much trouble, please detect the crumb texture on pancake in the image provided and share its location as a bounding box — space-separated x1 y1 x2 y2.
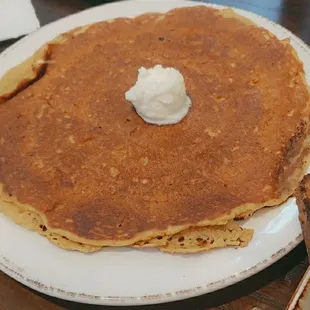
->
0 195 252 253
0 6 309 250
134 221 253 254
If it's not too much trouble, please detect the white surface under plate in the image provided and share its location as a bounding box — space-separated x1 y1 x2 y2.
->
1 0 310 306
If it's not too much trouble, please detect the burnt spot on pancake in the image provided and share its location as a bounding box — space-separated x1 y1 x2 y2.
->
39 224 47 232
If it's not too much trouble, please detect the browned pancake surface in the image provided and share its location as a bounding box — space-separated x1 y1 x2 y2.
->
0 7 309 244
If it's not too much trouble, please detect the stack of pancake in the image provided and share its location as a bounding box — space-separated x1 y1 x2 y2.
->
0 6 309 253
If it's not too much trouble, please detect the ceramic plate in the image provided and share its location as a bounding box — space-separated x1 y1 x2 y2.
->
1 0 310 306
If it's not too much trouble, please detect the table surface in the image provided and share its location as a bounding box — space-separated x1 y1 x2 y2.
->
1 0 310 309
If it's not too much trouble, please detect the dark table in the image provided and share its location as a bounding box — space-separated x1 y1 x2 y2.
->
1 0 310 309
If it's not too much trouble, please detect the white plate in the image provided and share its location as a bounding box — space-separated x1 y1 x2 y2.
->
0 0 310 306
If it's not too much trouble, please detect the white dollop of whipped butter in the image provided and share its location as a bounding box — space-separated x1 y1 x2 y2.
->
125 65 191 125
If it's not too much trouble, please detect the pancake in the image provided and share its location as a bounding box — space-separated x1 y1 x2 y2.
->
0 197 253 253
0 6 310 251
0 199 101 252
133 221 253 253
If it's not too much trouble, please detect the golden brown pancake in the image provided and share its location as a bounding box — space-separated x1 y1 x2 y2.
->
0 198 253 253
133 221 253 253
0 199 101 252
0 6 310 251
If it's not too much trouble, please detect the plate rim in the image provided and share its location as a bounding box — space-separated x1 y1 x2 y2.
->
0 234 303 305
0 0 308 306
